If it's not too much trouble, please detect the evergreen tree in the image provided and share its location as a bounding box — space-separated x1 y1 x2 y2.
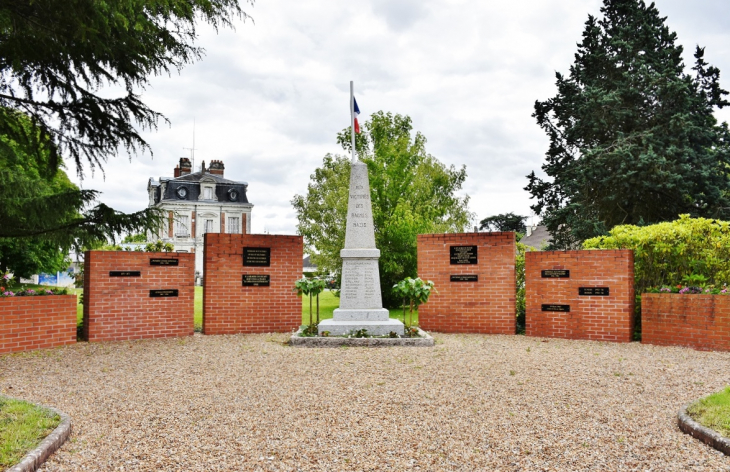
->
0 0 249 175
526 0 730 249
479 213 527 233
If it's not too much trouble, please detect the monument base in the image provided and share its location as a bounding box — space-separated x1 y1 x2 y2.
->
318 317 405 336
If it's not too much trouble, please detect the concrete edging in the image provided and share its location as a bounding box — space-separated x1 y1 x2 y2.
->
6 399 72 472
678 403 730 456
290 327 435 347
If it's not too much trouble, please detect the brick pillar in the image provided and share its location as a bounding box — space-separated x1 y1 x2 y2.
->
220 212 225 233
168 211 174 238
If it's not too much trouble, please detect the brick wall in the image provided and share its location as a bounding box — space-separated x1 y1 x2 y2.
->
642 294 730 351
0 295 77 354
83 251 195 342
525 250 634 342
203 233 303 334
417 233 516 334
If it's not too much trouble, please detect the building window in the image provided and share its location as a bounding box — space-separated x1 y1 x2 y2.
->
204 187 213 200
227 217 240 234
204 219 214 234
175 215 189 237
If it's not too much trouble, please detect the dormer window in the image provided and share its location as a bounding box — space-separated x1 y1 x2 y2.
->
198 177 217 201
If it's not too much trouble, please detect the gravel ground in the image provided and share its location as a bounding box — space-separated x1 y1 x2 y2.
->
2 333 730 471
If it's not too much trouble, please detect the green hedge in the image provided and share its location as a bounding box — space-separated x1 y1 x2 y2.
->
583 215 730 293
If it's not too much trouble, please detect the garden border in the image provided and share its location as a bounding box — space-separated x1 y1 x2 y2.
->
290 327 434 347
677 403 730 456
6 399 72 472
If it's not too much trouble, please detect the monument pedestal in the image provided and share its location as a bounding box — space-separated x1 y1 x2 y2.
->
318 161 404 336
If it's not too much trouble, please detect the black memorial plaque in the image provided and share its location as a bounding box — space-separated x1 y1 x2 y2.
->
579 287 610 296
150 258 179 266
149 289 178 297
109 271 141 277
450 245 478 265
450 274 479 282
541 304 570 312
541 269 570 278
243 247 271 267
242 275 270 287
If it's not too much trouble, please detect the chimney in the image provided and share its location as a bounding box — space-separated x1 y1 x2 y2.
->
209 160 225 176
178 158 191 176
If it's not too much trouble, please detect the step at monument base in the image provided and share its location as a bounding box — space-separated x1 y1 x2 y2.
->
318 318 405 336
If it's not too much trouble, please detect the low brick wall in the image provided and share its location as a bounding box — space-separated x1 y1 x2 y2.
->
0 295 77 354
203 233 303 334
416 233 516 334
642 294 730 351
525 250 634 342
83 251 195 342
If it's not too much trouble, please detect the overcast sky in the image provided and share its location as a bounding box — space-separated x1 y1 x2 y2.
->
66 0 730 235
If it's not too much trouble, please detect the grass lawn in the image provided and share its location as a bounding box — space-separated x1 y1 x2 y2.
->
192 288 417 329
687 386 730 438
0 396 61 469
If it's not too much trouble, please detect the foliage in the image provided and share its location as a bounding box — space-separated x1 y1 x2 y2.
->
0 396 61 469
584 215 730 294
123 233 147 244
0 0 250 176
292 112 472 307
687 386 730 439
392 277 436 328
0 113 164 274
479 213 527 233
514 242 533 333
144 240 174 253
526 0 730 249
294 277 327 328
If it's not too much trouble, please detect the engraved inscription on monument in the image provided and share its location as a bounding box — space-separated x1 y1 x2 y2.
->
109 271 141 277
450 274 479 282
542 304 570 312
242 275 270 286
579 287 610 296
243 247 270 267
149 289 178 297
541 269 570 278
150 258 179 266
450 246 478 265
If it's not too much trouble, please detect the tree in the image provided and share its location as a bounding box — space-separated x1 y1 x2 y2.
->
292 112 473 307
479 212 527 233
0 113 163 274
526 0 730 249
0 0 249 175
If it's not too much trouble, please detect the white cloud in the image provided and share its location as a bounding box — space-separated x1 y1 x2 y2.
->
67 0 730 234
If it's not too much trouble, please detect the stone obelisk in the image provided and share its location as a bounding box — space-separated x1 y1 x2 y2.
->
318 82 404 336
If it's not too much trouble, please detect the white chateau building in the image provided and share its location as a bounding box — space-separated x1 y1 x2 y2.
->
148 158 253 275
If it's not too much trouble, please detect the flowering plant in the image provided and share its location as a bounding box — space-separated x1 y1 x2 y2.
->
0 287 68 298
647 284 729 295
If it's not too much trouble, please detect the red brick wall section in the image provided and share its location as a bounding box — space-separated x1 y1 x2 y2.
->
525 250 634 342
417 233 516 334
642 294 730 351
83 251 195 342
203 233 303 334
0 295 77 354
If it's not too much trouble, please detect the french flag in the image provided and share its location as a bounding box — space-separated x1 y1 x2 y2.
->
353 97 361 134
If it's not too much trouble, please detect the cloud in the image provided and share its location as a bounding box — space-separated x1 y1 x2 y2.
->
65 0 730 233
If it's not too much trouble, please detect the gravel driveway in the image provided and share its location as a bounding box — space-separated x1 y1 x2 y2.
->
2 333 729 471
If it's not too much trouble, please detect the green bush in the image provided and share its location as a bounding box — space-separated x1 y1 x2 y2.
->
515 242 532 334
583 215 730 294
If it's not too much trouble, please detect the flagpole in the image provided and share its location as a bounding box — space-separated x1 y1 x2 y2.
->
350 80 356 162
